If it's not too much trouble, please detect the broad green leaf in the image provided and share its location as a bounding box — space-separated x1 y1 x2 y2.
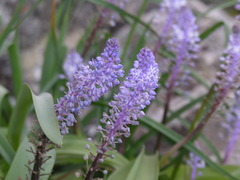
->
5 138 56 180
126 148 145 180
0 132 15 165
31 90 62 145
140 117 238 180
109 149 159 180
56 135 129 169
108 162 134 180
7 84 62 149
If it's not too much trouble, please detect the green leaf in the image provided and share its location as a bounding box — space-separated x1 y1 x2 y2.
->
0 85 8 123
40 26 67 92
0 132 15 165
40 30 59 90
7 84 32 149
108 162 134 180
56 135 129 169
5 138 56 180
31 89 62 145
200 21 224 40
108 149 159 180
8 32 23 97
7 84 62 149
140 117 238 180
125 148 145 180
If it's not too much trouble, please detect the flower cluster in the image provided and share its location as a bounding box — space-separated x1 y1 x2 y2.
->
222 93 240 164
63 50 84 81
160 0 200 62
158 0 200 88
214 24 240 96
186 153 205 180
97 48 159 151
55 38 124 135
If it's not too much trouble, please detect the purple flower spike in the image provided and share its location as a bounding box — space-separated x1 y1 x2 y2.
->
222 94 240 164
157 0 200 89
160 0 200 58
63 50 84 81
98 48 159 150
214 24 240 96
55 38 124 135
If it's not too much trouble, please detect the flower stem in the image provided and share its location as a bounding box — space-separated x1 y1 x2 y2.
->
85 153 103 180
82 14 103 59
31 135 48 180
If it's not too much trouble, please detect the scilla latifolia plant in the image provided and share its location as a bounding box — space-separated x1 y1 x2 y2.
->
84 48 159 179
2 0 240 180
